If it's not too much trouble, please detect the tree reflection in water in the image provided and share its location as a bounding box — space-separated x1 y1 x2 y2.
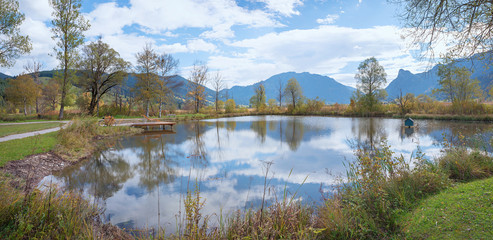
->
284 117 304 151
350 118 387 153
49 116 493 234
60 143 134 200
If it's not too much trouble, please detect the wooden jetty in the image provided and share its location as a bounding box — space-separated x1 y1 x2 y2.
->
130 121 176 130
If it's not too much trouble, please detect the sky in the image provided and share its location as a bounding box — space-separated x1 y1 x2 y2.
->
1 0 439 88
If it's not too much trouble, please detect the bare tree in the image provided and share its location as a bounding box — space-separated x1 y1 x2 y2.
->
392 0 493 59
211 72 224 113
187 63 208 113
134 43 159 117
156 53 180 118
277 78 284 107
23 59 43 114
395 89 415 115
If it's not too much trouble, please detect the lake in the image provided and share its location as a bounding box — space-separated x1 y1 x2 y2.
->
41 116 492 233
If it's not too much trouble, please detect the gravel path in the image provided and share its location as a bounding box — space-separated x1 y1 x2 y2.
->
0 121 69 126
0 119 147 143
0 127 63 143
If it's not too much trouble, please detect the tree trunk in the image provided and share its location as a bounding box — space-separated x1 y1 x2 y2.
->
23 101 27 116
36 98 39 114
58 94 65 119
58 67 67 120
88 97 98 115
146 100 150 117
159 99 162 118
127 98 132 116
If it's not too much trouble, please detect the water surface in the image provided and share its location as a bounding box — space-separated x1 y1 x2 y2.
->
43 116 492 232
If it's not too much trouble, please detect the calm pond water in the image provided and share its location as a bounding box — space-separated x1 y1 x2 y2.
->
42 116 492 233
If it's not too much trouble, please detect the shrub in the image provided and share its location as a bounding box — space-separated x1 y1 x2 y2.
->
438 148 493 182
224 99 236 113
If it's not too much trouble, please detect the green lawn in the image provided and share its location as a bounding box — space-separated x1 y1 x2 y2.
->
0 132 58 167
401 177 493 239
0 122 62 137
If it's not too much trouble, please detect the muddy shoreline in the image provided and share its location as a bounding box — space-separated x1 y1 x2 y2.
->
0 151 78 191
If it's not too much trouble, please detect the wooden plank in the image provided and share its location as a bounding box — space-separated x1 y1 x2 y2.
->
130 122 176 127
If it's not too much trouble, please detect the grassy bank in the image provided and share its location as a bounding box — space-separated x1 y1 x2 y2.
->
0 132 58 167
55 118 142 161
400 177 493 239
0 122 62 137
0 118 142 166
403 113 493 122
0 119 143 239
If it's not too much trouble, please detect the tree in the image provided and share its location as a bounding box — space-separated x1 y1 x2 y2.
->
0 0 31 67
5 75 40 115
23 60 43 114
211 72 224 113
395 89 415 115
43 79 60 111
134 44 159 117
354 57 387 112
78 38 129 115
434 58 483 113
156 52 180 118
392 0 493 58
250 83 266 111
267 98 277 110
284 78 303 109
187 63 208 113
225 99 235 113
277 79 284 107
51 0 90 119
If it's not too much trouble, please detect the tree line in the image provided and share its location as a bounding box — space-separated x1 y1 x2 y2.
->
0 0 234 118
1 0 492 118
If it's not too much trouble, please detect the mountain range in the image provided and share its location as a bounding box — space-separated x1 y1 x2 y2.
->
1 52 492 105
223 72 355 105
385 52 493 98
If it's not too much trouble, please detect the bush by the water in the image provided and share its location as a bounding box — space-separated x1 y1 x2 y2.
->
315 143 450 239
56 118 141 160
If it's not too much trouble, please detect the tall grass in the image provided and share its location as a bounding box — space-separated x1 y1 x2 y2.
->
437 134 493 182
56 118 141 160
315 142 450 239
0 178 99 239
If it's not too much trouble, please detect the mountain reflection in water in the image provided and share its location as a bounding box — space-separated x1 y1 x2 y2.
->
45 116 492 233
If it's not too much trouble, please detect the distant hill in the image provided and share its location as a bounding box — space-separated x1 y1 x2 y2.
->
124 74 216 105
0 72 12 80
385 52 493 99
222 72 355 105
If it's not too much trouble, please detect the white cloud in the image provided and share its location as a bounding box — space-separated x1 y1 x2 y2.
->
126 0 279 34
317 14 339 25
18 0 52 21
257 0 304 16
85 2 132 37
186 39 217 53
215 25 417 86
